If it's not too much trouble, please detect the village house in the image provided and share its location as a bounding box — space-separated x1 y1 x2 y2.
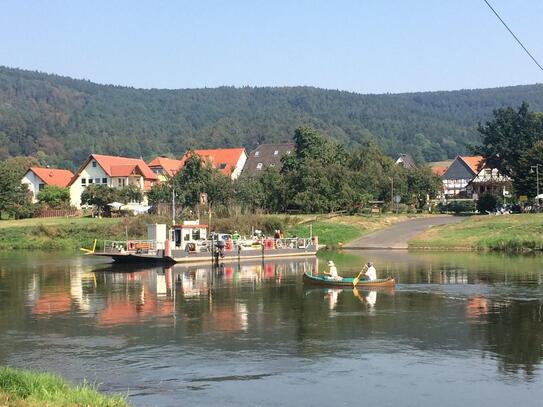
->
440 156 483 198
395 153 416 169
180 148 247 180
21 167 74 203
243 143 294 176
68 154 158 208
467 165 512 200
147 156 183 181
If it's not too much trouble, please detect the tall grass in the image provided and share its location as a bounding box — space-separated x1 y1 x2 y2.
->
0 366 128 406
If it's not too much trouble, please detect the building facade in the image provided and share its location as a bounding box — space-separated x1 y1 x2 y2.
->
68 154 157 208
180 148 247 180
21 167 74 203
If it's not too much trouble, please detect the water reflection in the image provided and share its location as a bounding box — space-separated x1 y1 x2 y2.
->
2 251 543 405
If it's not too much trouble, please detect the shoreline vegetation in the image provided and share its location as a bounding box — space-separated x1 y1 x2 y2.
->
0 366 128 407
409 213 543 252
0 213 423 251
0 213 542 253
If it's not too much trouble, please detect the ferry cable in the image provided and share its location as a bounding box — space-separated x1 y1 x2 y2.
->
482 0 543 72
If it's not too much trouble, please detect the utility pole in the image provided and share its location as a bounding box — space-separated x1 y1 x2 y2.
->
531 164 541 197
390 177 394 213
172 187 175 225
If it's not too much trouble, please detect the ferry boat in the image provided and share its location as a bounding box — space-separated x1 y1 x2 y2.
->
87 220 318 264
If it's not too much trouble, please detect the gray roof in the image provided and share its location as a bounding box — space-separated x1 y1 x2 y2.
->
243 143 295 176
441 157 477 180
396 154 416 169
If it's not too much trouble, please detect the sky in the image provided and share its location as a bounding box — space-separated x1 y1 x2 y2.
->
0 0 542 94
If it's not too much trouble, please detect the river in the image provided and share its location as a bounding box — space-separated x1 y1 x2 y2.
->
1 250 543 406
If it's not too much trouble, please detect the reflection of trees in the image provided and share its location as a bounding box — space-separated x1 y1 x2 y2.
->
472 300 543 378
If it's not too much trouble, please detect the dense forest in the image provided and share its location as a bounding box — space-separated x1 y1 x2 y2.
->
1 65 543 170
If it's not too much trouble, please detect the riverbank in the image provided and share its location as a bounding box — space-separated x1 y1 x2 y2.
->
409 213 543 251
0 366 127 407
0 213 423 251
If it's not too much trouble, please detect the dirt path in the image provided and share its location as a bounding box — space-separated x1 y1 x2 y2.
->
343 215 465 250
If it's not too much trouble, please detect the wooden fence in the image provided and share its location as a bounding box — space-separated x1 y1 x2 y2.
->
34 209 81 218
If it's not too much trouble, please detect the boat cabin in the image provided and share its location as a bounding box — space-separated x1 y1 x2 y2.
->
171 220 208 250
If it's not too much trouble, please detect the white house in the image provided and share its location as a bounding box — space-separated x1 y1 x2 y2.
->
21 167 74 203
68 154 158 208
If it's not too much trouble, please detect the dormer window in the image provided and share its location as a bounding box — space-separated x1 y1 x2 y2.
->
218 163 227 170
256 163 263 170
255 151 260 157
274 150 279 155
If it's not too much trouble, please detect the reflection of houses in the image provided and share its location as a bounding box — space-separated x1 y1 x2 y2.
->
68 154 158 208
180 148 247 180
395 153 416 169
21 167 74 203
243 143 294 176
147 156 183 181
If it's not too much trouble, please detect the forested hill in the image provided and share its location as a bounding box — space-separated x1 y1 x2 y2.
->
1 65 543 169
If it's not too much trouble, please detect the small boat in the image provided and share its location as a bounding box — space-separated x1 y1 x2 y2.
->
303 272 395 287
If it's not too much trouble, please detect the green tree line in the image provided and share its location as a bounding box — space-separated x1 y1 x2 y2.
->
2 66 543 169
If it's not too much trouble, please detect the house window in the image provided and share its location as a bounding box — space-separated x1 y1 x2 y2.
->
95 178 101 184
81 178 86 186
38 183 45 191
256 163 263 170
118 179 125 187
88 179 93 184
92 161 97 168
102 178 108 184
274 150 279 155
218 163 227 170
255 151 260 157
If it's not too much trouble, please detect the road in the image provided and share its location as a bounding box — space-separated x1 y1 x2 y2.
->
343 215 465 250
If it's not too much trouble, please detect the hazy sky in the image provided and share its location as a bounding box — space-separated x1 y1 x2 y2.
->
1 0 541 93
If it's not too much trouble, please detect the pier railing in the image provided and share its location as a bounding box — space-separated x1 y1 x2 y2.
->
102 240 157 254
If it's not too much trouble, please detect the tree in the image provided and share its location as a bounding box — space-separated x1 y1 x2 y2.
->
80 184 118 215
37 185 70 208
117 184 143 204
473 103 543 179
0 156 37 219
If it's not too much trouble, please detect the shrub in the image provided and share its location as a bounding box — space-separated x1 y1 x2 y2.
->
477 193 499 214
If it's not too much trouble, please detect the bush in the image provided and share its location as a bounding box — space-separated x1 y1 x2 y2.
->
477 193 499 214
437 200 476 214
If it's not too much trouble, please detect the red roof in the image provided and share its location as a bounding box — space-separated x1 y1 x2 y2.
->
431 165 448 177
460 156 484 173
69 154 157 186
180 148 246 176
148 156 183 177
29 167 74 187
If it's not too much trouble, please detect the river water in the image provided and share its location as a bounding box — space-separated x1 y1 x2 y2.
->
1 250 543 406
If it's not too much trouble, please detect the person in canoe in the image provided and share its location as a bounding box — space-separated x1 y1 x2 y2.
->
324 260 342 281
356 262 377 281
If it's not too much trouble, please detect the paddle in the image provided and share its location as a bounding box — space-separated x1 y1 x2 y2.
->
353 264 368 287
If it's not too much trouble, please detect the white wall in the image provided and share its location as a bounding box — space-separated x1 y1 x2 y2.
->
231 151 247 180
21 170 43 203
69 160 109 208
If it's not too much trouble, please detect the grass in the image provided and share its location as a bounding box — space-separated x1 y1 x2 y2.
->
409 213 543 252
0 366 128 407
0 215 170 251
0 213 427 252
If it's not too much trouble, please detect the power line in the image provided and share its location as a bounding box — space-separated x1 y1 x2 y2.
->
482 0 543 72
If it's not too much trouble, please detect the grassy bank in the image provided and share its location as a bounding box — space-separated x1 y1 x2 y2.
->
0 216 170 251
409 213 543 252
0 366 127 407
0 213 424 251
286 214 425 248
